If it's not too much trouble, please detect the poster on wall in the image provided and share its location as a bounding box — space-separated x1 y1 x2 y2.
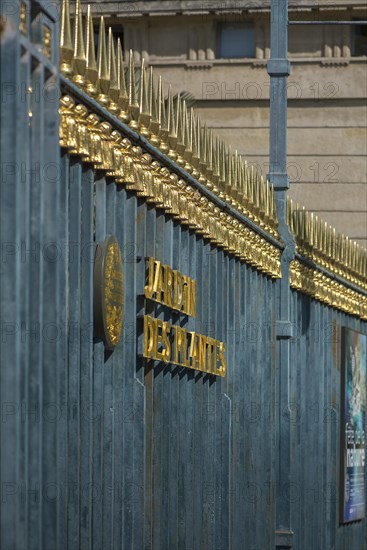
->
340 327 366 523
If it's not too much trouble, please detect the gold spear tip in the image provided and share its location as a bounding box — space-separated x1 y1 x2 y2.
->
60 0 73 75
167 84 177 139
157 76 168 136
97 16 110 99
72 0 86 85
84 5 98 95
108 27 119 104
175 93 183 142
207 128 214 170
128 49 139 109
139 58 150 117
148 66 158 119
196 115 203 161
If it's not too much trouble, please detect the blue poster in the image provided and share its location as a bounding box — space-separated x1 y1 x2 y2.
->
340 328 366 523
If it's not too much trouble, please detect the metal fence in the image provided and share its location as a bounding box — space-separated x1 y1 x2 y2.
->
0 1 366 549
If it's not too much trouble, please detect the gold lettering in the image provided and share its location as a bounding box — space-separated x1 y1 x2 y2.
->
153 260 163 302
143 315 156 359
174 326 189 367
144 257 155 299
161 321 171 363
173 270 183 311
182 275 190 315
206 337 216 374
218 341 227 377
145 258 198 318
143 258 226 377
163 265 173 307
155 318 165 361
198 334 207 372
188 331 198 370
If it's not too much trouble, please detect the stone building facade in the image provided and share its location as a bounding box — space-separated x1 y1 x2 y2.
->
88 0 367 248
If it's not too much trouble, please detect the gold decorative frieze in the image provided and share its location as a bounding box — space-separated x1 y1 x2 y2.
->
287 198 367 293
290 260 367 321
59 94 281 278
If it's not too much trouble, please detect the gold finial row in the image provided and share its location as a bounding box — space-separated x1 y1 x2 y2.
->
59 95 281 278
287 197 367 288
60 0 278 235
60 0 367 292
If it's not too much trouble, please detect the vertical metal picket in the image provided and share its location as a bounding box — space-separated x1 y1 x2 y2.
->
79 165 95 549
0 1 22 547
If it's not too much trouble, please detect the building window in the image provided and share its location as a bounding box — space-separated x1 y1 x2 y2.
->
352 20 367 56
217 22 256 59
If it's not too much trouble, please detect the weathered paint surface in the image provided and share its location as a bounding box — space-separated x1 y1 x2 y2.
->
1 2 367 549
58 160 278 549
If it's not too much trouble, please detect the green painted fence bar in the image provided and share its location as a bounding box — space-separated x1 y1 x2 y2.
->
1 2 367 549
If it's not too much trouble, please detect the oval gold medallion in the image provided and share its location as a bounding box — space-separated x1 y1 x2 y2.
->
94 235 124 350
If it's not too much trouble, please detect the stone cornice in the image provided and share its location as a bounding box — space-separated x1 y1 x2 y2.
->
80 1 367 19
